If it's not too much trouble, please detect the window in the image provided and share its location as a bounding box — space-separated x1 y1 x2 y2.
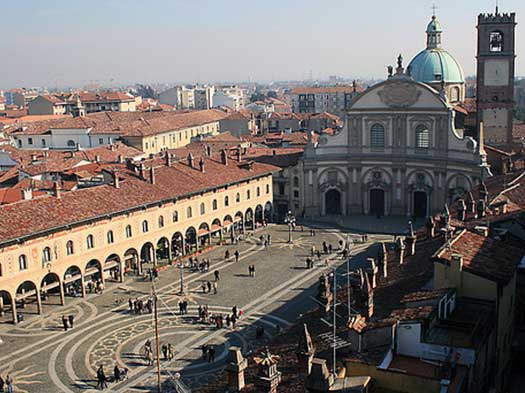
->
450 87 460 102
266 184 270 194
256 187 261 197
212 199 218 210
42 247 51 263
293 176 299 187
41 139 46 147
28 137 33 145
370 124 385 147
17 140 22 148
66 240 74 255
107 230 114 244
126 225 133 238
224 196 229 207
236 193 241 203
200 202 205 215
67 140 75 147
246 190 251 200
293 190 299 198
86 234 94 249
173 211 179 222
415 125 430 149
490 31 503 52
142 220 149 232
187 206 192 218
18 255 28 271
98 138 103 144
158 215 164 228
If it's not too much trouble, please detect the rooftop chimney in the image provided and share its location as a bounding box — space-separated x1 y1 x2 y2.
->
237 145 242 162
113 171 120 188
95 155 101 163
139 163 146 180
53 181 61 199
221 149 228 166
395 237 406 264
199 157 205 173
21 188 33 201
451 253 463 271
405 221 416 256
226 346 248 392
205 145 212 157
457 199 466 221
426 216 436 239
150 166 155 184
76 143 81 152
30 154 37 162
165 152 172 167
118 154 124 164
187 153 194 168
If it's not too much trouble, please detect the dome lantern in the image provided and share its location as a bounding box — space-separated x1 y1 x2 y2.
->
426 15 442 49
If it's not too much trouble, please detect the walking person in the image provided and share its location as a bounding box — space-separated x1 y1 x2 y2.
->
267 234 272 245
113 364 121 383
0 375 4 393
234 250 239 263
162 344 168 360
232 305 238 318
225 250 230 260
206 281 212 293
213 281 218 294
231 313 237 329
62 315 69 332
5 375 13 393
214 270 220 281
208 345 216 362
128 298 133 312
201 344 208 359
96 365 108 390
68 314 74 329
167 343 174 360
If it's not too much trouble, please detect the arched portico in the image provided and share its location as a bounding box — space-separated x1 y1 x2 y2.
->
124 248 140 275
85 259 103 292
211 218 222 244
105 254 122 282
255 205 264 226
63 265 85 298
41 272 64 307
264 202 273 222
324 188 342 215
245 208 254 230
156 237 170 263
16 280 41 317
171 232 184 258
140 242 156 269
185 227 197 254
0 290 16 324
198 222 211 247
234 212 244 235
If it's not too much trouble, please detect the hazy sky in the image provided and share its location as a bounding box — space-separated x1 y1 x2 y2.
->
1 0 523 89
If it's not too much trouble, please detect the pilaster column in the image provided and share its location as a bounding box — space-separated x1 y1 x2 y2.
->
11 296 17 325
36 288 42 314
58 281 65 306
80 275 86 298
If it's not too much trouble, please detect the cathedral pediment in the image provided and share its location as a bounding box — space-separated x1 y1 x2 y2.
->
377 81 422 108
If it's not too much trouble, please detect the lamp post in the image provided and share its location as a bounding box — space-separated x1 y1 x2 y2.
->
284 210 296 244
178 263 185 295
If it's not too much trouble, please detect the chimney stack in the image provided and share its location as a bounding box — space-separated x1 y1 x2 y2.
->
139 163 146 180
199 157 205 173
254 348 282 393
113 171 120 188
426 216 436 239
451 253 463 271
21 188 33 201
76 142 81 152
53 181 61 199
379 242 388 278
476 199 486 218
237 145 242 162
466 192 475 213
165 152 172 167
405 221 416 256
395 237 405 264
95 155 101 163
221 149 228 165
150 166 155 184
205 145 212 157
187 153 194 168
226 346 248 392
118 154 124 164
30 154 37 162
457 199 466 221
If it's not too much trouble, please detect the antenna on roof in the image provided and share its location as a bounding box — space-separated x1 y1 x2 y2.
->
431 3 438 17
496 0 499 14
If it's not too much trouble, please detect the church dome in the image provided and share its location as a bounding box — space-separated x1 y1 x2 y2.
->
408 15 465 85
409 48 464 84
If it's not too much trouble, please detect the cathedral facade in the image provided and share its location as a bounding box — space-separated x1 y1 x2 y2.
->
300 16 486 219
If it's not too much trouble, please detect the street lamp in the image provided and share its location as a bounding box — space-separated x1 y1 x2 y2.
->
178 263 185 295
284 210 296 244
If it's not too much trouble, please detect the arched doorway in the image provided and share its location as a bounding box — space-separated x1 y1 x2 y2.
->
234 212 244 234
140 242 156 269
171 233 184 258
211 219 222 244
85 259 103 292
198 223 210 247
325 189 342 215
63 265 83 298
185 227 197 254
370 189 385 217
104 254 122 282
0 290 15 324
156 237 170 263
245 208 254 230
41 272 64 306
413 191 427 218
16 281 40 317
124 248 139 275
264 202 273 222
255 205 264 226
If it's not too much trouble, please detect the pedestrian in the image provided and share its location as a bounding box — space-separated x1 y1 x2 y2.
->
167 343 174 360
251 265 256 277
232 305 238 318
147 350 154 366
114 364 121 382
96 365 108 390
323 241 328 254
226 314 231 327
0 375 4 393
128 298 133 312
201 344 208 359
316 250 321 260
162 344 168 360
311 245 316 256
263 240 268 248
178 301 184 315
214 270 220 281
62 315 69 332
68 314 74 329
328 244 333 254
208 345 216 362
213 281 218 294
202 282 207 293
183 300 188 315
306 257 311 269
206 281 212 293
225 250 230 260
231 313 237 329
5 375 13 393
234 250 239 262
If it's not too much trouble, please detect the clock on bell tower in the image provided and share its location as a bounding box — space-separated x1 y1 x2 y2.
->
476 8 516 147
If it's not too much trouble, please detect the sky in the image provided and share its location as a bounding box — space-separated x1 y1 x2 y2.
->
0 0 524 89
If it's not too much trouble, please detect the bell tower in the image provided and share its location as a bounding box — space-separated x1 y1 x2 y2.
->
476 8 516 147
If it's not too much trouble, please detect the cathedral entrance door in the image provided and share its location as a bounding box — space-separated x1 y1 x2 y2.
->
370 189 385 217
413 191 427 218
325 189 342 215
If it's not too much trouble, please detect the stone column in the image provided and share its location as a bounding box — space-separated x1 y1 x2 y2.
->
119 263 124 283
226 346 248 392
36 288 42 314
80 275 86 298
11 296 17 325
58 281 66 306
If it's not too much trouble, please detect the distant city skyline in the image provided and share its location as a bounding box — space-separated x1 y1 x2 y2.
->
1 0 524 89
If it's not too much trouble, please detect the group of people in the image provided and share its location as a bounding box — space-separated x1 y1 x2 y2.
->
197 305 242 330
0 375 14 393
248 264 256 277
161 343 174 361
95 364 127 390
86 279 104 294
259 234 272 248
200 344 216 363
223 249 240 262
201 280 218 294
178 300 189 315
188 256 210 273
128 297 154 315
62 314 75 331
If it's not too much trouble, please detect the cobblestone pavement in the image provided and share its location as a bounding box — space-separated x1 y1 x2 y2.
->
0 224 392 393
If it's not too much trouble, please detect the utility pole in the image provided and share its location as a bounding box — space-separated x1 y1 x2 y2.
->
152 285 162 392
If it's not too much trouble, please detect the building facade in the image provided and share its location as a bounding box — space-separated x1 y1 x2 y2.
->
290 85 361 117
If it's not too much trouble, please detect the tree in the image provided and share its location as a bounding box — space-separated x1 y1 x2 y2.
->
135 84 157 99
267 90 278 99
250 90 265 103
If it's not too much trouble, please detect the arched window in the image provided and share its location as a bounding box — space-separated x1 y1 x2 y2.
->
212 199 218 210
142 220 149 232
266 184 270 194
293 176 299 187
246 190 251 200
158 215 164 228
415 125 430 149
125 225 133 238
18 255 28 271
107 230 114 244
86 234 94 249
224 196 229 207
256 187 261 197
67 140 76 147
450 87 460 102
370 124 385 148
42 247 51 263
187 206 193 218
490 31 503 52
200 202 206 215
173 211 179 222
66 240 74 255
236 192 241 203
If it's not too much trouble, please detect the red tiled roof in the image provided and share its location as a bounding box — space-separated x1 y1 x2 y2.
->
514 122 525 139
0 157 278 245
436 229 524 285
39 95 66 104
463 98 477 113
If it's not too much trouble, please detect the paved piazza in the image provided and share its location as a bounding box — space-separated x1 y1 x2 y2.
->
0 224 391 392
